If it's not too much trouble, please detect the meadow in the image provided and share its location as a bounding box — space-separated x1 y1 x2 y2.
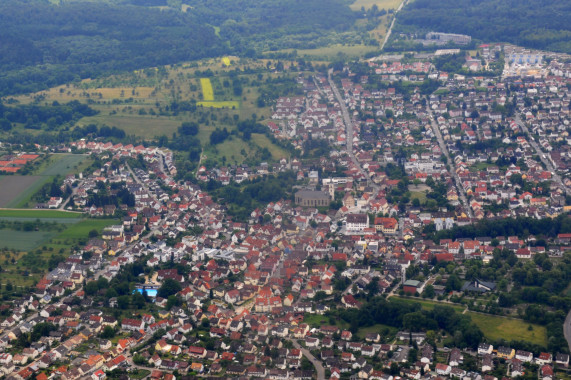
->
391 296 466 313
11 58 290 166
469 312 548 347
350 0 403 11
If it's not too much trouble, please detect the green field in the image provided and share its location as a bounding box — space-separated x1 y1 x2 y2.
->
391 296 466 313
79 114 182 139
468 313 548 346
0 154 88 208
251 133 290 160
56 219 119 240
0 209 82 218
303 313 350 330
200 78 214 101
0 230 58 251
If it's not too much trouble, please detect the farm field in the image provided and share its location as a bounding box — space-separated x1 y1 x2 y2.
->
275 44 379 60
468 312 548 346
200 78 214 101
79 114 182 139
0 154 88 208
350 0 403 11
0 209 82 218
0 176 43 207
0 230 57 251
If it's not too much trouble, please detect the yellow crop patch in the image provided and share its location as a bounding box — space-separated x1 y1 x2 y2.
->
200 78 214 101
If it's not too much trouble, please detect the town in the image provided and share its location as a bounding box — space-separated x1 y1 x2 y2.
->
0 42 570 380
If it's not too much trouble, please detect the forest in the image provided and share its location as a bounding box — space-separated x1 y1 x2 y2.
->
0 0 359 97
393 0 571 54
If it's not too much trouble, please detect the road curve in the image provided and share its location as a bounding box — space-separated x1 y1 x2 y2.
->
290 339 325 380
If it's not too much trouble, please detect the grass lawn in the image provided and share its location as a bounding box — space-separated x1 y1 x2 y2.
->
356 323 398 340
409 191 427 204
303 313 350 330
129 369 151 379
468 312 547 347
39 154 87 176
391 296 466 313
200 78 214 101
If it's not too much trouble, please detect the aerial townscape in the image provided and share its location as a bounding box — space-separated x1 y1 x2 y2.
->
0 0 570 380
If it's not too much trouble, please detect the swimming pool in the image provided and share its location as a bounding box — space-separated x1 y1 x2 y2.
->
134 288 158 297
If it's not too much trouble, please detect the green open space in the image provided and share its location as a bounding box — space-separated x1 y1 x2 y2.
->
303 313 350 330
350 0 403 11
355 323 398 340
391 296 466 312
0 230 58 251
251 133 290 160
468 312 548 347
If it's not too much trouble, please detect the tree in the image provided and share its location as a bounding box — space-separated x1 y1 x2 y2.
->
84 281 99 296
157 278 182 298
100 326 116 339
132 292 146 309
117 295 130 309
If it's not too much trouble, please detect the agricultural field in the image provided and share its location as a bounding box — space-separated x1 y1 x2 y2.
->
0 176 42 207
0 209 81 219
350 0 403 11
468 312 548 346
275 44 379 60
9 59 291 166
0 230 57 251
0 154 88 208
200 78 215 101
0 217 117 287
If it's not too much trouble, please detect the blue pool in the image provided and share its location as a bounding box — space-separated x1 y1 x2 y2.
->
134 288 157 297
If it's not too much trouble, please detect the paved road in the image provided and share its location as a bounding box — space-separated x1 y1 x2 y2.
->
564 309 571 354
426 102 473 219
290 339 325 380
515 115 569 195
380 0 408 51
328 68 379 194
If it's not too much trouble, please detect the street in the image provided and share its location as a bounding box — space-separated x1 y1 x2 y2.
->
515 115 569 195
328 68 380 195
426 102 474 219
289 339 325 380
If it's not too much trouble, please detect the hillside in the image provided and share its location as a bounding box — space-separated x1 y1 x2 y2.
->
0 0 360 97
392 0 571 53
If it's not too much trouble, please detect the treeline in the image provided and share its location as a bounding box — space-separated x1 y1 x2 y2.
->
427 215 571 242
339 299 483 349
0 100 98 131
395 0 571 54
